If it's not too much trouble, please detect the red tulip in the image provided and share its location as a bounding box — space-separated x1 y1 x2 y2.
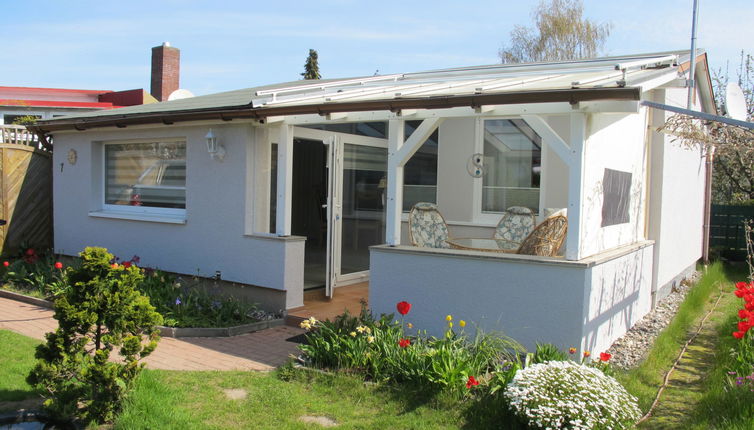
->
734 331 746 339
25 248 35 256
569 347 577 354
396 301 412 316
2 261 8 267
123 261 132 268
54 262 63 270
398 338 411 348
466 375 480 389
738 321 751 332
739 309 750 319
746 302 754 311
736 281 749 290
600 352 612 362
736 289 746 298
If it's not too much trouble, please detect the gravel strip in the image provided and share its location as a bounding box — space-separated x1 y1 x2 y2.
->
606 271 701 369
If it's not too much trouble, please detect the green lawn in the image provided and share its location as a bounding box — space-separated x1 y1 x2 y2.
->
0 328 475 429
0 329 41 405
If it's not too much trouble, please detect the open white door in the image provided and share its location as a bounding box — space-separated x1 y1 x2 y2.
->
324 136 343 298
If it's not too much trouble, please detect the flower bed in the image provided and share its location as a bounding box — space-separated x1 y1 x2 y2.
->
296 300 641 429
1 248 279 329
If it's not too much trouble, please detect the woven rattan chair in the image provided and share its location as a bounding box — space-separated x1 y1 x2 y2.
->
408 202 451 248
493 206 536 242
514 215 568 256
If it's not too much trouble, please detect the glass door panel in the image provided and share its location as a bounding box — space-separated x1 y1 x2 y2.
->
340 144 387 275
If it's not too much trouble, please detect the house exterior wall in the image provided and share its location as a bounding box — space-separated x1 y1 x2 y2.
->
579 111 648 258
581 243 653 354
370 242 653 353
647 87 706 299
51 122 305 309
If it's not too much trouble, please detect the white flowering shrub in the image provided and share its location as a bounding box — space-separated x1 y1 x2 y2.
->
504 361 641 429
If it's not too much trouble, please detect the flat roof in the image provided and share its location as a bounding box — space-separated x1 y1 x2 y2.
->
35 50 704 132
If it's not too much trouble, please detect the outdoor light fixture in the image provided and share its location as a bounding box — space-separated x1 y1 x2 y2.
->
205 128 225 161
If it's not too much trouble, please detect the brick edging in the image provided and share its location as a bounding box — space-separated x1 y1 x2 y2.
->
0 289 53 309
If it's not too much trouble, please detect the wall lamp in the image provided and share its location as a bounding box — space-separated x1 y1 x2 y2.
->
205 128 226 161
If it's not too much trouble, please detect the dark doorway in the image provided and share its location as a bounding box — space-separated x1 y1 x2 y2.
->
291 138 328 289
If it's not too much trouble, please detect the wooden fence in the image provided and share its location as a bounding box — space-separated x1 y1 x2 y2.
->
709 204 754 260
0 126 52 256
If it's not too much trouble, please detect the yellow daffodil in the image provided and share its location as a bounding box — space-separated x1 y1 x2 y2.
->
367 335 375 343
365 326 371 334
407 322 413 329
356 325 366 333
445 315 452 322
448 322 453 328
459 320 466 328
350 331 357 337
299 320 311 330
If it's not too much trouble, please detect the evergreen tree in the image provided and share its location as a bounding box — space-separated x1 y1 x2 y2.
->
302 49 322 80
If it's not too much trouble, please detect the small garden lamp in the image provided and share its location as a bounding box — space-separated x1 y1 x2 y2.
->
205 128 225 161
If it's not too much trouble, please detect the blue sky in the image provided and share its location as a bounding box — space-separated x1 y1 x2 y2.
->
2 1 752 96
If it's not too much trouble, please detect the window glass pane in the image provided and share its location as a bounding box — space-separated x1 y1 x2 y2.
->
402 121 438 211
105 141 186 209
482 119 541 213
269 143 277 233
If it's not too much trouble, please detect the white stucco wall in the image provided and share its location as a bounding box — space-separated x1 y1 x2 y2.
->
52 122 305 309
579 111 648 258
370 242 653 353
648 87 706 295
581 244 653 354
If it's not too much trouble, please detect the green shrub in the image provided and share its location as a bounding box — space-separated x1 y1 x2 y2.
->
27 247 162 425
531 342 569 364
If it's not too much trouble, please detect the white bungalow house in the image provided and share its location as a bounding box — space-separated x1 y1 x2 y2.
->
35 50 716 354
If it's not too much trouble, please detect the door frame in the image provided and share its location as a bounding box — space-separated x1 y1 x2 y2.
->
292 126 388 297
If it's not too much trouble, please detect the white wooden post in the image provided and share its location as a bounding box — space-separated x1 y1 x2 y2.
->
276 124 293 236
386 119 405 246
565 113 586 261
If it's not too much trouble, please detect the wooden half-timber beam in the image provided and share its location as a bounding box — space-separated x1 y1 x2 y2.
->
386 120 405 246
385 118 444 245
521 113 586 261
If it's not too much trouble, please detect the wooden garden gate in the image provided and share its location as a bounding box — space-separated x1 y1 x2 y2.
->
0 125 52 256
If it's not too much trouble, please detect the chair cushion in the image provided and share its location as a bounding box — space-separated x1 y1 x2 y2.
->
409 203 450 248
493 206 535 242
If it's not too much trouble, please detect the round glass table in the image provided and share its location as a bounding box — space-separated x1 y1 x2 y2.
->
445 237 519 252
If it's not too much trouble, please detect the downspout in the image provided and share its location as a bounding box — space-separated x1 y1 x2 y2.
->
702 147 714 264
687 0 699 110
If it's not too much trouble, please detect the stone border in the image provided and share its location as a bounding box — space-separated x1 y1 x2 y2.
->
0 288 284 338
0 289 53 309
156 318 285 338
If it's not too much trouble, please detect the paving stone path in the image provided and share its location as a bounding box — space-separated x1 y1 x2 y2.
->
0 297 305 371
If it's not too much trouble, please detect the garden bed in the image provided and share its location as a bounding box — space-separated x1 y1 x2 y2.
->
0 288 284 338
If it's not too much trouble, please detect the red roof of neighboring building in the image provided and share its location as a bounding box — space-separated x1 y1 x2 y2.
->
0 86 112 95
0 99 120 109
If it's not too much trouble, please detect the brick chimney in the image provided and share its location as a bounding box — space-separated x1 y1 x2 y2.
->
150 42 180 102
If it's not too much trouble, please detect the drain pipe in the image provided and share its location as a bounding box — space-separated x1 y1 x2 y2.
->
686 0 713 264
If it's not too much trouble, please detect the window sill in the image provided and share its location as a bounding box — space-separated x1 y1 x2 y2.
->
88 210 187 224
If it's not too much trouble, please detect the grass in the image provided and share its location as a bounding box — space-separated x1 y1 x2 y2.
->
0 283 47 299
0 329 41 404
0 328 476 429
115 367 474 430
689 265 754 429
615 262 754 429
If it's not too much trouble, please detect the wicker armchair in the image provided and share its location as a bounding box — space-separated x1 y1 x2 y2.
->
515 215 568 256
493 206 536 243
408 202 451 248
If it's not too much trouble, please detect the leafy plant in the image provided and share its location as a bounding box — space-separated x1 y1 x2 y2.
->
298 302 523 394
26 247 162 424
135 269 266 328
531 342 569 363
1 248 70 298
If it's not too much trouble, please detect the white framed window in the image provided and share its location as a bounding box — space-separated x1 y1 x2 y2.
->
100 139 186 219
474 118 542 223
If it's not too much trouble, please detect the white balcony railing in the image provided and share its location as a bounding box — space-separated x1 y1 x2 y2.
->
0 125 46 150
